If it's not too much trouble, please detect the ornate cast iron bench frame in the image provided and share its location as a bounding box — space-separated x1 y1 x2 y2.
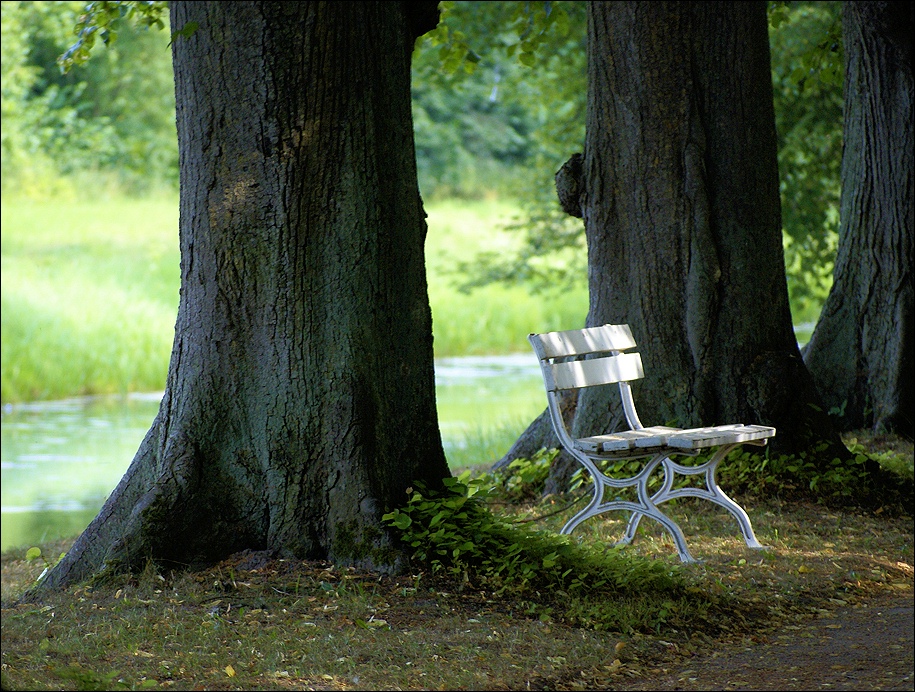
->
529 324 775 563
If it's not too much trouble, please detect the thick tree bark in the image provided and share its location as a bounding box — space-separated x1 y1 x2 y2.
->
803 1 914 437
36 1 449 591
498 1 851 490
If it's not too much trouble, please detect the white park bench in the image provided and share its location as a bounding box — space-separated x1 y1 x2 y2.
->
529 324 775 563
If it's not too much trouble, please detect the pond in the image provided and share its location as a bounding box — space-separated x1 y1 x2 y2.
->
0 355 546 552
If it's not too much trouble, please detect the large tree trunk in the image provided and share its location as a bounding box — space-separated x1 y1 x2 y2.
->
37 1 449 591
803 1 914 437
499 1 850 491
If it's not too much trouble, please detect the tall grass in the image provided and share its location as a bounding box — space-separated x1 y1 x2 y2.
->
1 195 588 403
1 197 180 402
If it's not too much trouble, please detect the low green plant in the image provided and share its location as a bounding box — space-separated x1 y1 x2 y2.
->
51 665 158 691
489 439 912 525
521 439 910 509
24 546 67 584
383 473 696 631
714 444 912 510
476 449 559 502
844 436 915 481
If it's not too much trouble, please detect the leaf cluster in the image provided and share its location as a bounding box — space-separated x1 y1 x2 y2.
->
716 447 867 499
57 1 168 73
715 445 912 513
2 1 178 196
410 1 586 203
769 0 843 89
769 1 844 319
479 448 558 502
418 0 573 77
24 546 67 585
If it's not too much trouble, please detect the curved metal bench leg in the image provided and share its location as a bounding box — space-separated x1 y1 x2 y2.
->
620 452 676 546
634 459 697 562
656 446 768 552
619 512 642 546
562 454 699 563
566 504 698 563
623 506 698 562
560 470 607 535
702 450 767 550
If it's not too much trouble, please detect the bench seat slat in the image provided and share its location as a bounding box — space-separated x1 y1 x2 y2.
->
666 424 775 449
576 426 681 453
575 424 775 454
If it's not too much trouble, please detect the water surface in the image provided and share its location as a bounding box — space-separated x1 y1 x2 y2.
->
1 355 546 551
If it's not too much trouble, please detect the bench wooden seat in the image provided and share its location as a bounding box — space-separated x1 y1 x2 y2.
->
529 324 775 563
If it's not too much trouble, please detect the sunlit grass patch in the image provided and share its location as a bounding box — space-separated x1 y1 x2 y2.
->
428 280 587 356
1 196 180 402
442 417 541 471
1 275 175 401
425 198 588 356
1 195 588 403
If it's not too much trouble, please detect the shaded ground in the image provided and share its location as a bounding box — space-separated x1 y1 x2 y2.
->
603 589 914 691
2 430 912 690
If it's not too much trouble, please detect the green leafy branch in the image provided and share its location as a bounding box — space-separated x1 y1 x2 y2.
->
419 0 573 76
769 0 843 89
57 1 181 73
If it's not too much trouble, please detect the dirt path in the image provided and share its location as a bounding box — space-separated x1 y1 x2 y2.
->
611 590 914 691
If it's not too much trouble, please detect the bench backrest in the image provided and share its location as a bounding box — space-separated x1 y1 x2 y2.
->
529 323 637 359
529 324 646 431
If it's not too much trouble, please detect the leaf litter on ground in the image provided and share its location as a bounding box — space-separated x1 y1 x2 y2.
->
1 433 912 691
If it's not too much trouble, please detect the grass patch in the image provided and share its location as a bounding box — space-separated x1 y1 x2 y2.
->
0 195 588 403
1 502 910 691
1 197 180 402
443 418 536 471
2 435 911 691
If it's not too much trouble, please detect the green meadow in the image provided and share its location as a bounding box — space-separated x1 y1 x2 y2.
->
1 195 588 404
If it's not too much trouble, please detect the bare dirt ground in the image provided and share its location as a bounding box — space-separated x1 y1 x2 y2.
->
607 589 914 691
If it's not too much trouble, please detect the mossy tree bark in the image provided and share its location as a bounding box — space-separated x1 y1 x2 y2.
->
36 0 449 591
803 1 914 437
499 1 852 492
